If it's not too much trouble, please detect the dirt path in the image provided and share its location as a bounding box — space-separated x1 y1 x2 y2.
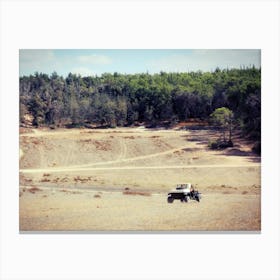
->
20 163 260 174
117 137 127 161
20 142 196 170
20 132 259 172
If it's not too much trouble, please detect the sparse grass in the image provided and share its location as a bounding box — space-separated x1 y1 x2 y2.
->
19 127 33 134
32 139 41 145
59 189 81 194
123 190 151 196
28 186 42 194
52 178 59 183
73 176 92 183
60 177 69 182
23 178 33 183
40 178 51 182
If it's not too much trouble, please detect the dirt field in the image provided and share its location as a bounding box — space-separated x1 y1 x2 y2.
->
19 126 261 231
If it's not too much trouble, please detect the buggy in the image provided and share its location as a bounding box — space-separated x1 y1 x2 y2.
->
167 183 201 203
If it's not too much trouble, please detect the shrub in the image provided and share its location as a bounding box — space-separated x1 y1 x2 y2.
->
208 139 233 150
28 186 42 193
208 140 219 149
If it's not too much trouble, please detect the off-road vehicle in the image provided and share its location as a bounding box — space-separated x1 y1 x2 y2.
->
167 183 201 203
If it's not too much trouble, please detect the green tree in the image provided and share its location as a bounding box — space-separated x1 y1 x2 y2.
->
210 107 234 142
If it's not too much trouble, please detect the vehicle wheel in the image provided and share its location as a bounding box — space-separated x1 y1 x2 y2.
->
184 196 188 202
196 194 200 202
167 197 174 203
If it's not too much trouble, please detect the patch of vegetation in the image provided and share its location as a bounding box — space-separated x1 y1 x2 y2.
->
123 190 151 196
208 139 233 150
28 186 42 194
40 178 51 182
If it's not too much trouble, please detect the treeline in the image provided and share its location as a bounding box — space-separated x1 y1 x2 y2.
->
20 67 261 140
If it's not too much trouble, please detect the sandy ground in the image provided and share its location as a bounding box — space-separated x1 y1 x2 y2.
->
19 126 261 231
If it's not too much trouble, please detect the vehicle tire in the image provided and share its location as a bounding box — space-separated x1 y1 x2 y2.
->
196 194 201 202
184 196 188 202
167 197 174 203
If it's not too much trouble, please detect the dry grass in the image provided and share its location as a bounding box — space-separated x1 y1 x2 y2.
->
19 190 261 231
59 189 81 194
122 190 151 196
74 176 92 183
40 178 51 182
28 186 42 194
31 139 41 145
19 127 33 134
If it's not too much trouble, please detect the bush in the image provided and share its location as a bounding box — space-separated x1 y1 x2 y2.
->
208 139 234 150
208 140 219 149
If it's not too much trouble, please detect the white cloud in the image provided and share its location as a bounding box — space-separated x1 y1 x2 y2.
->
148 50 261 73
19 49 58 75
19 49 55 63
77 54 112 65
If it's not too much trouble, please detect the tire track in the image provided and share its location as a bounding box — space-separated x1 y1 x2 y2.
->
21 143 194 172
117 137 127 161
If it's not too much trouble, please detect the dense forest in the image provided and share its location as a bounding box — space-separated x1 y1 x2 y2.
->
19 67 261 150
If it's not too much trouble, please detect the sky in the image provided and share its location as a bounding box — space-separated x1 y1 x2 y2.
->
19 49 261 77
